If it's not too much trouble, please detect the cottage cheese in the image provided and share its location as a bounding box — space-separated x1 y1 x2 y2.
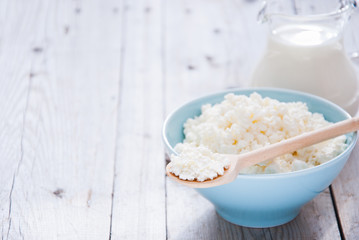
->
168 143 230 181
169 93 347 181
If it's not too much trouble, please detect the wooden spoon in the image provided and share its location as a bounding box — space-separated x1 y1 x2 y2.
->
166 117 359 188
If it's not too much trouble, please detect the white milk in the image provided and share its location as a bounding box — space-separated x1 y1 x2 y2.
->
251 24 359 115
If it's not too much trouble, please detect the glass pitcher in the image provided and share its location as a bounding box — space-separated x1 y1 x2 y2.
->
250 0 359 115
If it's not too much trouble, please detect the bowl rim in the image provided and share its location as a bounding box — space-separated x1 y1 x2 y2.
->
162 87 358 179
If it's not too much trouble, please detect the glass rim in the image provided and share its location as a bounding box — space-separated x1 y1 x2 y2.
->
260 2 355 23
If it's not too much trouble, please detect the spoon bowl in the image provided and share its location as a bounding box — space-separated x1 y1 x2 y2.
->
166 155 239 188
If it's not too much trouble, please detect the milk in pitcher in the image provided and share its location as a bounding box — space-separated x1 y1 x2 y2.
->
251 1 359 115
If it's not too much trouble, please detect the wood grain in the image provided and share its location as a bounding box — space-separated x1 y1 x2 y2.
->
270 189 341 239
109 0 166 239
163 0 272 238
163 0 265 113
331 143 359 239
1 0 122 238
166 180 270 240
0 0 37 238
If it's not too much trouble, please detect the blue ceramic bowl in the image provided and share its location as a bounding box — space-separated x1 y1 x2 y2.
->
162 88 358 228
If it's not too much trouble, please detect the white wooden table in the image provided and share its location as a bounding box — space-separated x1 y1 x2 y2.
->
1 0 359 239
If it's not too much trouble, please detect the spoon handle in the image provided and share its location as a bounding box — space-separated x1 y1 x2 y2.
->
235 117 359 171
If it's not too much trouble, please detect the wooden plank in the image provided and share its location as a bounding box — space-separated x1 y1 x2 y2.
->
164 0 341 239
166 180 270 240
269 189 340 239
164 1 269 239
164 0 266 112
331 143 359 239
109 0 167 239
0 0 37 238
3 0 123 238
